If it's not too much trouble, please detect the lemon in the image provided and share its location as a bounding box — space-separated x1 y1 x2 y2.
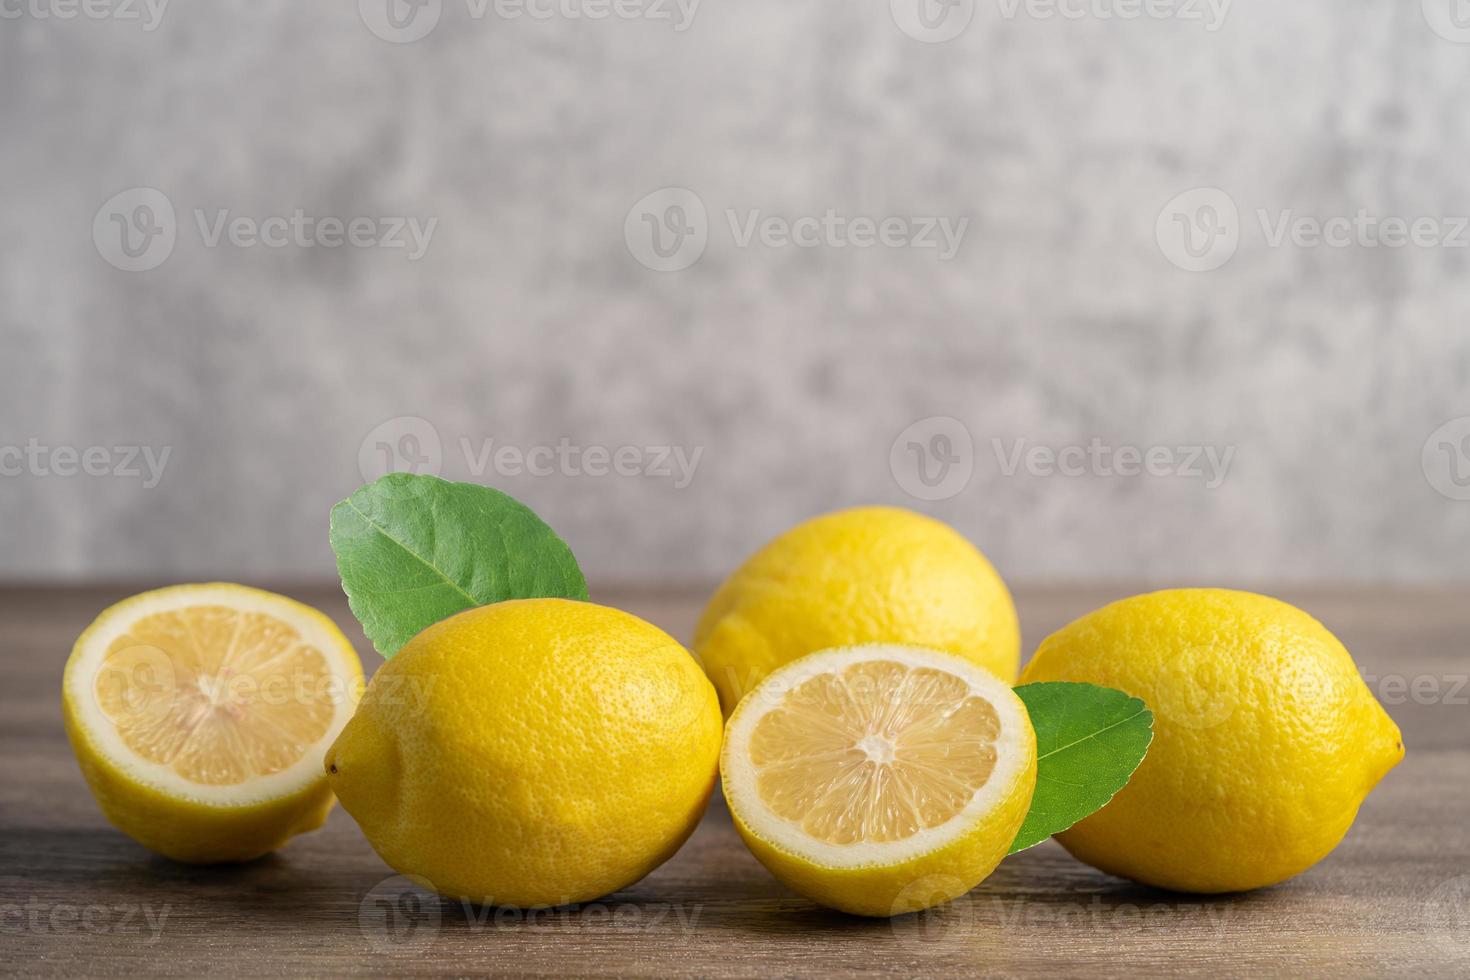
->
326 598 722 908
722 644 1037 917
695 507 1019 715
61 583 364 863
1020 588 1404 893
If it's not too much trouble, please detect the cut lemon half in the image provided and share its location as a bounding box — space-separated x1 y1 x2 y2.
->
722 644 1036 917
62 583 364 863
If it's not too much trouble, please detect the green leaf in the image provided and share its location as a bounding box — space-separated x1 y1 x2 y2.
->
1008 681 1154 853
329 473 588 657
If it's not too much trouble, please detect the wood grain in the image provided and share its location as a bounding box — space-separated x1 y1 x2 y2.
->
2 584 1466 978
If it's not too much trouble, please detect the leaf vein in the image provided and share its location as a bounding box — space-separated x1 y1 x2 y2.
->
1035 706 1148 762
342 498 478 607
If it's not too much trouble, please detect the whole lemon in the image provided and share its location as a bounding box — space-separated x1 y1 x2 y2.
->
695 507 1019 714
1021 588 1404 893
326 598 722 907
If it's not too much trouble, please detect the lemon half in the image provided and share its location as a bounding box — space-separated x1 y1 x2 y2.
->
722 644 1036 917
62 583 363 862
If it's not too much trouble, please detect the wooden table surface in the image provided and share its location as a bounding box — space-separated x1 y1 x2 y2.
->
3 584 1467 978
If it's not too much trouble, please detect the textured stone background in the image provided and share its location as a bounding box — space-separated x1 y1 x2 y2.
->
2 0 1468 586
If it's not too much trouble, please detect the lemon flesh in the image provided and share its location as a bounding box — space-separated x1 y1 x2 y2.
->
62 584 363 862
326 598 723 908
723 645 1036 917
1021 588 1404 893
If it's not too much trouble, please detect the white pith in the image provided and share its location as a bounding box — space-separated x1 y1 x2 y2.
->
64 584 361 807
723 644 1029 869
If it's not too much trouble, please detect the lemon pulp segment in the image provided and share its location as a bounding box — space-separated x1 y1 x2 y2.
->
748 660 1001 845
721 645 1036 916
95 605 338 786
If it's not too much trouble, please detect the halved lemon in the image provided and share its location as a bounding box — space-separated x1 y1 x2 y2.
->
722 644 1036 916
62 583 364 862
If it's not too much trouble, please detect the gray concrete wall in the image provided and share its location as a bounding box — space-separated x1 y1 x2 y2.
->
3 0 1468 585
